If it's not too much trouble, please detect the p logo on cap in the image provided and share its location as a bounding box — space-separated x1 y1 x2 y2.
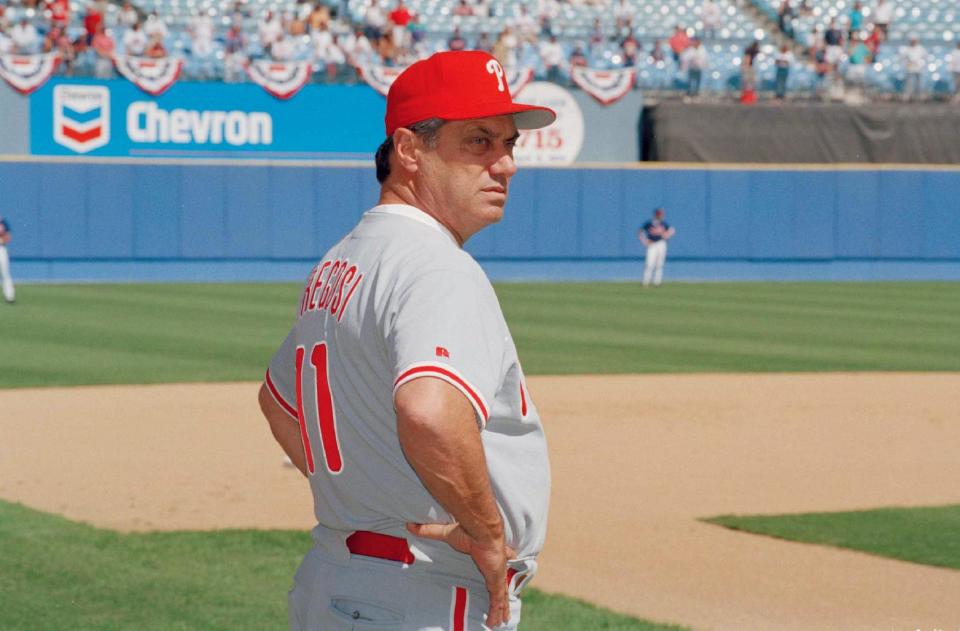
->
485 59 505 92
384 51 556 136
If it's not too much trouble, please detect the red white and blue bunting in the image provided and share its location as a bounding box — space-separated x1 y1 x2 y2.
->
571 67 636 106
113 55 183 96
354 63 408 97
0 53 60 95
244 60 313 100
356 62 535 99
506 67 535 97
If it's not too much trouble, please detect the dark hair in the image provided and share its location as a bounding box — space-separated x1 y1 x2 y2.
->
375 118 445 184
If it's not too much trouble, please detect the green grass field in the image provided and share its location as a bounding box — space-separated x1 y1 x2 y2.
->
0 501 683 631
2 281 958 629
705 505 960 570
1 282 958 388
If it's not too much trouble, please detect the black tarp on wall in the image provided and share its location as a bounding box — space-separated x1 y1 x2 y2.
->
642 102 960 164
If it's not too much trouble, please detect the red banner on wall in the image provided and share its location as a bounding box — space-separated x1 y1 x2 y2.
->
0 53 60 95
113 55 183 96
244 60 313 100
571 67 636 105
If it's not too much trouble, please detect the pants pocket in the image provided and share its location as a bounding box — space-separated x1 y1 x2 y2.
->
328 596 405 629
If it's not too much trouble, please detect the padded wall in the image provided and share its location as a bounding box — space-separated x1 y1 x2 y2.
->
2 162 959 263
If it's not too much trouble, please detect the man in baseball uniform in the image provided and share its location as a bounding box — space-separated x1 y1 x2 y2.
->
638 207 675 287
258 50 555 630
0 216 15 304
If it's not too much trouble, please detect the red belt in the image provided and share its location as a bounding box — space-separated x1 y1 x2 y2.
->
346 531 524 590
346 530 416 564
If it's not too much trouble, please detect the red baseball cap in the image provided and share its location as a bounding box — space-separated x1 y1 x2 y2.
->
385 50 556 136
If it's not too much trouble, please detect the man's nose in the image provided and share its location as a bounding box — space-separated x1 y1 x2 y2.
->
491 151 518 178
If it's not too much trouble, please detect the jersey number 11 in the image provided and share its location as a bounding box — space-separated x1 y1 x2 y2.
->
295 343 344 475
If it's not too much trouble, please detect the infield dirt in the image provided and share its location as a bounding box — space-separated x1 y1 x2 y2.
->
1 373 959 630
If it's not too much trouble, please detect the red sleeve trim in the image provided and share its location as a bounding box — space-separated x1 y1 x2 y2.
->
394 362 490 426
265 369 297 420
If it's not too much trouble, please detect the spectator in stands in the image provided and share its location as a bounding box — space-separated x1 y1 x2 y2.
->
287 10 308 37
388 0 413 52
588 18 606 51
681 37 708 99
701 0 721 40
949 42 960 102
613 0 634 33
492 26 518 69
899 37 927 101
669 25 690 62
231 2 250 31
569 43 588 73
872 0 893 38
864 24 883 57
516 5 539 43
539 34 564 82
363 0 387 41
473 0 491 18
774 42 793 100
308 3 331 32
46 0 70 30
377 30 399 65
47 25 75 74
189 10 215 58
224 24 247 83
777 1 795 38
848 2 864 41
845 32 872 92
824 18 845 70
447 26 467 52
621 31 640 66
258 10 284 51
118 1 139 30
11 17 39 54
144 32 167 59
453 0 473 17
122 21 147 56
314 30 345 81
311 21 334 62
341 27 374 65
143 10 169 42
650 39 666 63
812 42 831 97
741 38 760 93
475 31 493 54
91 24 115 77
270 32 295 61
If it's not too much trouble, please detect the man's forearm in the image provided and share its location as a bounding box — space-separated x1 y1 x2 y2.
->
396 378 504 544
258 384 309 477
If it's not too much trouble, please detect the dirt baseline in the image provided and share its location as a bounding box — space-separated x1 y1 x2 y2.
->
1 373 959 630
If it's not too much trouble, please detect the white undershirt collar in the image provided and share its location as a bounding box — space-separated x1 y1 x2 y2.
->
367 204 461 248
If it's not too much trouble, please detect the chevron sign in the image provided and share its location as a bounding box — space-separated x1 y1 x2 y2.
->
53 85 110 153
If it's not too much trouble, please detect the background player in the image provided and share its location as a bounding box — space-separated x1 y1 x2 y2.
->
257 50 555 630
638 207 676 287
0 216 14 304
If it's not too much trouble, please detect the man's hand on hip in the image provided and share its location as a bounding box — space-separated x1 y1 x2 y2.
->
407 522 516 628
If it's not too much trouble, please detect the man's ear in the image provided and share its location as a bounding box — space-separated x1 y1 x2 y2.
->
393 128 420 174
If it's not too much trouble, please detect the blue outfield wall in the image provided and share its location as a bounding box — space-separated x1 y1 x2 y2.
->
2 160 960 282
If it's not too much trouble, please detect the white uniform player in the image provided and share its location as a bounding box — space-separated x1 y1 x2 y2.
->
638 208 675 287
258 51 556 631
0 217 15 304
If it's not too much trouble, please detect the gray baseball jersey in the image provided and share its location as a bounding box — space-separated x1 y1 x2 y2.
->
265 203 551 568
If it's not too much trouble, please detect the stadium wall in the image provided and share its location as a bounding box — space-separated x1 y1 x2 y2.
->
2 159 959 282
1 79 641 162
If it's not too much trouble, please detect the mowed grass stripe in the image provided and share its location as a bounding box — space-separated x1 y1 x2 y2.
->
0 500 683 631
704 505 960 570
1 282 958 387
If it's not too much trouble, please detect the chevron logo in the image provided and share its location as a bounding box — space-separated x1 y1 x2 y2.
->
53 85 110 153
